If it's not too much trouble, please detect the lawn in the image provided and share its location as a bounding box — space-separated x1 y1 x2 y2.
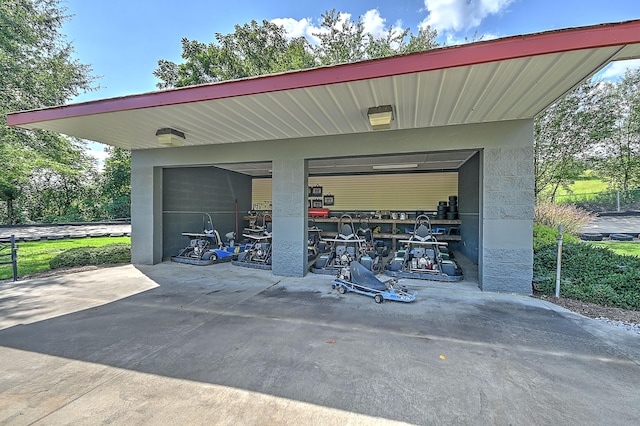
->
588 241 640 257
540 177 609 202
0 237 131 280
556 178 609 196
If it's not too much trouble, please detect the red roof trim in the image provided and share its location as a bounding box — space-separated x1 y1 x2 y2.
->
8 19 640 127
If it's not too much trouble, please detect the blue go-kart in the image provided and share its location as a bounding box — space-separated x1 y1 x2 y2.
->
332 261 417 304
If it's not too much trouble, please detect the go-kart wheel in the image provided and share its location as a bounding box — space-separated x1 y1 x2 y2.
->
374 294 384 304
331 283 335 289
337 285 346 294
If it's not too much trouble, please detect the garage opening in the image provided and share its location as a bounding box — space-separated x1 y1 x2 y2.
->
162 149 480 285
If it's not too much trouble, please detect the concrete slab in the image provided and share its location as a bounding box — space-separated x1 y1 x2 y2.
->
0 262 639 425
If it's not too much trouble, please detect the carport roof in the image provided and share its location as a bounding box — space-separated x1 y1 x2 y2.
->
7 19 640 151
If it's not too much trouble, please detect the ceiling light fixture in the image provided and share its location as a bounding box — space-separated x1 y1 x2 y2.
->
155 127 186 146
367 105 394 130
372 163 418 170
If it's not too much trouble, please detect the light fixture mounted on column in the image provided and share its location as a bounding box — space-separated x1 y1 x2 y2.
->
155 127 186 146
367 105 394 130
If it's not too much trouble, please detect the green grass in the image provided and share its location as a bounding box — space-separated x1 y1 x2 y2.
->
588 241 640 257
556 178 609 196
0 237 131 280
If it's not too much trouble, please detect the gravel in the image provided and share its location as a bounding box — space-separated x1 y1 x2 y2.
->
594 318 640 334
534 294 640 335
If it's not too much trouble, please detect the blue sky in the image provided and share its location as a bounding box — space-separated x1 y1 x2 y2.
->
59 0 640 160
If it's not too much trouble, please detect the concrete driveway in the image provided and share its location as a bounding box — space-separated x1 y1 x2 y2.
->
0 263 639 425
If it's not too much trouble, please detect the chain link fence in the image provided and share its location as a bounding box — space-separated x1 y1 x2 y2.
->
554 189 640 213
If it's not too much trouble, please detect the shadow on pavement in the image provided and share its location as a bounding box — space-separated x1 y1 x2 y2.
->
0 262 639 424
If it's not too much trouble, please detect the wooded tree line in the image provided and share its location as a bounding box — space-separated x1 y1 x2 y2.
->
0 0 130 224
535 69 640 201
2 1 638 224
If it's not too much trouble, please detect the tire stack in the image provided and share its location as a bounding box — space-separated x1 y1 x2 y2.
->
447 196 458 220
436 201 447 220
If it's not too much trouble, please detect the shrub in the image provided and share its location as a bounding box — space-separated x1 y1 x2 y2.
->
49 243 131 269
534 203 594 235
533 223 579 251
533 242 640 310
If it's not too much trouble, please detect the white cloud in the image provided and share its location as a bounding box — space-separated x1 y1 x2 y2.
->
272 9 405 46
595 59 640 81
271 17 321 44
362 9 386 38
271 13 356 45
419 0 514 32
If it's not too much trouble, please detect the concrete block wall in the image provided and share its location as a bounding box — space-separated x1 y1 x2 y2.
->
131 120 536 294
271 159 308 276
481 146 534 293
131 166 163 265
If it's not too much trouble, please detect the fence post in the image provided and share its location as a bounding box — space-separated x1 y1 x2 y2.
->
11 235 18 282
617 190 620 212
555 225 564 298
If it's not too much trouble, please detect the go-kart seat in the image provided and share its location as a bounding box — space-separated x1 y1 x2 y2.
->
349 261 387 291
415 224 430 239
358 227 372 241
338 224 354 240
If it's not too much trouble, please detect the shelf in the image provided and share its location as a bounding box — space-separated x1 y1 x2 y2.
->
245 216 461 225
312 217 461 225
319 231 461 242
244 215 462 248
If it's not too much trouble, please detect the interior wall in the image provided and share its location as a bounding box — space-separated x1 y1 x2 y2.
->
252 173 458 212
457 151 481 262
162 166 252 258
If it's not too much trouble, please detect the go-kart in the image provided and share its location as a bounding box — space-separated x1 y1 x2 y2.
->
171 213 249 265
333 261 417 303
356 219 384 272
311 215 367 275
307 219 324 261
384 215 463 281
232 221 273 270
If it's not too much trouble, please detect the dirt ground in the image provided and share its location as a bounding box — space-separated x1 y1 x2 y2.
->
533 293 640 323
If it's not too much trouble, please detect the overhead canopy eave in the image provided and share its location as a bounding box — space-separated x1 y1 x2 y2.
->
7 19 640 151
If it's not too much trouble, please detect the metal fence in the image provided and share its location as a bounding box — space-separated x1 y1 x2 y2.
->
554 189 640 213
0 235 18 282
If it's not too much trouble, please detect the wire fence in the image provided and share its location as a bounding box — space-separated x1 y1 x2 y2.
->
554 188 640 213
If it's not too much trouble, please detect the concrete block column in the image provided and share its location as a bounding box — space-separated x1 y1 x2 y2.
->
131 163 163 265
481 146 534 294
271 159 308 276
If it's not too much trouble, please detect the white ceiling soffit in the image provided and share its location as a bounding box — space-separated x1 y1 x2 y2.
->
213 150 479 176
14 47 628 151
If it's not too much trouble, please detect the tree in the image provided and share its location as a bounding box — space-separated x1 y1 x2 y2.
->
154 10 440 89
534 80 611 201
592 68 640 191
100 147 131 219
154 20 315 88
0 0 96 223
312 10 439 65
